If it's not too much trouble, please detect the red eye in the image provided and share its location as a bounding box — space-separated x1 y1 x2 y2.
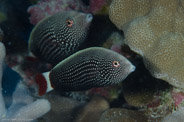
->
66 20 73 27
113 61 120 68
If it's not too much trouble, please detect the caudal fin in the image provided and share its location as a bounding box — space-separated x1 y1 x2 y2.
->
35 72 54 96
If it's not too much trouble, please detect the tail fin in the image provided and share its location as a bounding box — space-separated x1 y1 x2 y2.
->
35 72 54 96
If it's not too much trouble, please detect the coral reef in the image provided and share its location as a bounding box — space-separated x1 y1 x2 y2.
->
109 0 150 30
3 0 184 121
171 88 184 108
145 89 174 121
123 86 155 107
40 93 109 122
40 91 85 122
27 0 110 25
87 85 121 102
109 0 184 89
0 42 51 122
99 108 147 122
0 40 6 121
75 96 109 122
89 0 107 14
162 107 184 122
27 0 87 25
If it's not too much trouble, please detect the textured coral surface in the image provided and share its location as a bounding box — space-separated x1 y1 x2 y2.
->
27 0 87 25
0 42 51 122
99 108 147 122
109 0 184 89
162 107 184 122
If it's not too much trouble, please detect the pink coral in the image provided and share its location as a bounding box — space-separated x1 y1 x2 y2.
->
28 0 108 25
110 44 122 55
172 91 184 107
88 88 109 97
27 0 87 25
110 44 136 59
89 0 107 13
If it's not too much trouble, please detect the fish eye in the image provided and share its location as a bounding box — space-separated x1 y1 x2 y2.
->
66 19 74 27
113 61 120 68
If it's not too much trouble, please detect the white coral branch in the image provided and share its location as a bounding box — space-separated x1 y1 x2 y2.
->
0 42 51 122
0 41 6 119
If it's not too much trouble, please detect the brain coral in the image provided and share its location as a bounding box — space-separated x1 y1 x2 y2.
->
109 0 184 89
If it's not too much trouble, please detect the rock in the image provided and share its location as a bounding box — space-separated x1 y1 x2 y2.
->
75 95 109 122
99 108 147 122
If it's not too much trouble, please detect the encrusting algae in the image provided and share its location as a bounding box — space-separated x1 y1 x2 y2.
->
109 0 184 89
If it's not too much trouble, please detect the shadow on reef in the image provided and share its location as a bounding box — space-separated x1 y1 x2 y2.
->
0 0 33 54
81 14 122 48
81 0 90 6
110 46 171 109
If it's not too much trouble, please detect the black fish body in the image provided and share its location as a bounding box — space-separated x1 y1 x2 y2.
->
29 11 93 65
35 47 135 96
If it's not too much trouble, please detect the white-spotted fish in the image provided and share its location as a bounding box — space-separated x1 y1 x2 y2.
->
35 47 135 96
29 11 93 64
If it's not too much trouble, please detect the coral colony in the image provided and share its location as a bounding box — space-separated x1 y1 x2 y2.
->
0 42 51 122
1 0 184 121
27 0 107 25
109 0 184 89
27 0 87 25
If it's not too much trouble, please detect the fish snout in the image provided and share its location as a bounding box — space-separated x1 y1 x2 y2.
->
86 14 93 23
123 59 136 73
129 65 136 72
